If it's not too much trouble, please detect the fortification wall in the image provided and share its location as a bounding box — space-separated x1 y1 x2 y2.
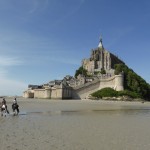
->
72 74 124 99
34 89 46 98
44 88 51 98
33 88 64 99
51 88 62 99
23 87 72 99
23 74 124 99
114 74 124 91
23 90 34 98
72 79 100 99
62 88 72 99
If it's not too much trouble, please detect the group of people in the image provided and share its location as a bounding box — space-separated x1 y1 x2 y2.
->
1 98 19 116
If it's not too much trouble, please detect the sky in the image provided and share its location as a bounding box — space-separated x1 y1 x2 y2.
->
0 0 150 96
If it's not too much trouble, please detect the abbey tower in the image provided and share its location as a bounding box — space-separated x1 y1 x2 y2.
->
82 37 124 75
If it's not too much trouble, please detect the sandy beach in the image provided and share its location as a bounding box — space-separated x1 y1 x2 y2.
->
1 98 150 150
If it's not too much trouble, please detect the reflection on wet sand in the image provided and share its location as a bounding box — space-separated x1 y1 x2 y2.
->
25 106 150 117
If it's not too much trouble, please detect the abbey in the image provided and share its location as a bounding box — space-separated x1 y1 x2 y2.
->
23 37 124 99
82 37 124 76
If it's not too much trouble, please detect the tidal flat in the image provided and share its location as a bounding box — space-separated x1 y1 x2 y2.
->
1 98 150 150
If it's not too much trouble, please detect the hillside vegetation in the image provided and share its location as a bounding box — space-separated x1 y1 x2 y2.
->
114 64 150 100
91 87 140 100
91 64 150 100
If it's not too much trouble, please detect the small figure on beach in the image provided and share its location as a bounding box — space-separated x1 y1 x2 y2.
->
12 98 19 116
13 98 17 104
1 98 9 116
2 98 6 105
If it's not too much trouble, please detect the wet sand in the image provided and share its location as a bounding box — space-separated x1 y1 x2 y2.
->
1 98 150 150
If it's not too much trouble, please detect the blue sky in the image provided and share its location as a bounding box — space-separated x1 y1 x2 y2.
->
0 0 150 96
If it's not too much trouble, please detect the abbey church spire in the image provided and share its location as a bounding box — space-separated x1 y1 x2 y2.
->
98 35 103 48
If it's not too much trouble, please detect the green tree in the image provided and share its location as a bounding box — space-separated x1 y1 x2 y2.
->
91 87 118 98
114 63 125 75
101 68 106 74
75 66 88 78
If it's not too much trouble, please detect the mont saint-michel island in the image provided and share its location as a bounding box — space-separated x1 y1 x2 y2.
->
23 37 150 101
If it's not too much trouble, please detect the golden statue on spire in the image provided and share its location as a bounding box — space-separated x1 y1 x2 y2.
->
98 34 103 48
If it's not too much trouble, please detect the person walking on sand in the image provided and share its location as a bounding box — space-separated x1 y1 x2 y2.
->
1 98 9 114
13 98 17 104
2 98 6 105
12 98 19 115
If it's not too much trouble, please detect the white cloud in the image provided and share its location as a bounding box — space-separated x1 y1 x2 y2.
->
0 56 22 78
0 56 22 66
0 77 27 96
0 56 26 96
0 68 7 78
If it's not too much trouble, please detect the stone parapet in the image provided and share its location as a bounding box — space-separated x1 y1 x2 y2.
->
72 73 124 99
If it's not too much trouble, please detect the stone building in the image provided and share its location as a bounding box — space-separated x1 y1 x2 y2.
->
82 37 124 75
23 37 124 99
23 81 72 99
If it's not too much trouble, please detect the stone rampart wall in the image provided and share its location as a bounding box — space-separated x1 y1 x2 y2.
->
51 88 62 99
23 90 34 98
23 74 124 99
72 74 124 99
62 88 72 99
72 79 100 99
34 89 46 98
